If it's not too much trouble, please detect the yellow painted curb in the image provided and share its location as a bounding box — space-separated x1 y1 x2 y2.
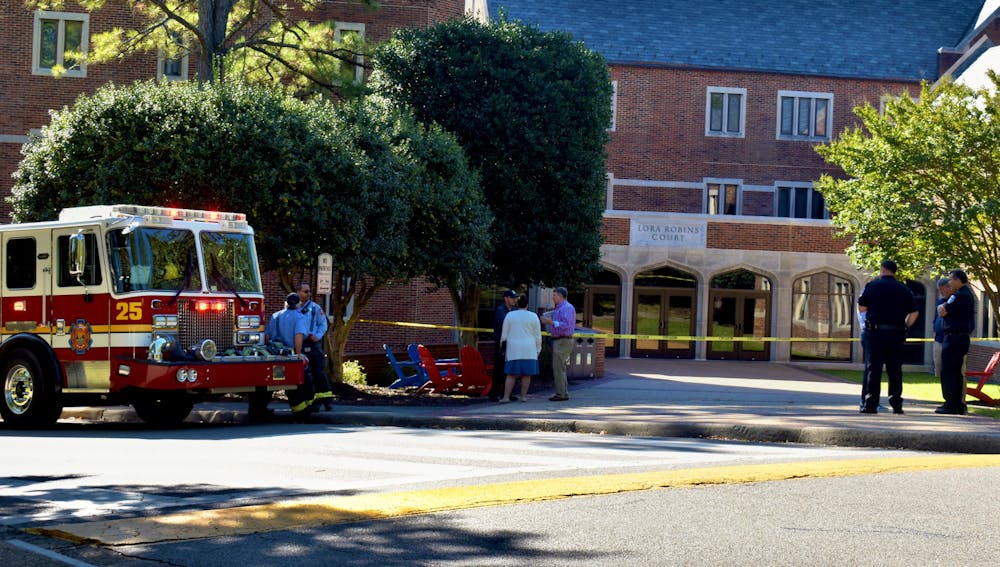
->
29 455 1000 546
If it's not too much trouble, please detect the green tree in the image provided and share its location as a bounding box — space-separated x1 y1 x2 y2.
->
28 0 374 95
10 80 350 273
370 16 613 342
323 97 492 380
10 81 490 381
815 74 1000 329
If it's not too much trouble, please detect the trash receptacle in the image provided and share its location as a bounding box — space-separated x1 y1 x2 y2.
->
568 329 597 379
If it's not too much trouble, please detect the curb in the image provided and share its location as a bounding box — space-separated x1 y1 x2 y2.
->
317 411 1000 454
58 406 1000 455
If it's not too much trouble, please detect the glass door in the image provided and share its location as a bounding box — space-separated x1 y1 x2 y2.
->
707 292 770 360
583 287 620 357
632 292 663 357
632 290 695 358
665 294 695 357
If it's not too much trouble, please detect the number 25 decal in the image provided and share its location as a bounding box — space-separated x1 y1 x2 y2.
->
115 301 142 321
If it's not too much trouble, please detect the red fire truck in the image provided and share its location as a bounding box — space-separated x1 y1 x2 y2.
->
0 204 305 428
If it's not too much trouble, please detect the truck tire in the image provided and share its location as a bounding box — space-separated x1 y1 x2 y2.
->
132 395 195 426
0 349 63 428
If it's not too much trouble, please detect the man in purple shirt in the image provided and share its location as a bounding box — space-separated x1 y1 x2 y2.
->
540 287 575 401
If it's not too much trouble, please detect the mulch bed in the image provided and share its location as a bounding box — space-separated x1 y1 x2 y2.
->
230 380 551 407
327 382 493 406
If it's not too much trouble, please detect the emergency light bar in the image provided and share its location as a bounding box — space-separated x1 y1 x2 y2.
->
59 204 247 224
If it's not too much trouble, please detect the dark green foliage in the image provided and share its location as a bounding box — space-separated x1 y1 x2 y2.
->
371 16 613 289
10 80 354 272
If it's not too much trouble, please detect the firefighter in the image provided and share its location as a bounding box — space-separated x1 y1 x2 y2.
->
297 282 334 411
261 292 315 418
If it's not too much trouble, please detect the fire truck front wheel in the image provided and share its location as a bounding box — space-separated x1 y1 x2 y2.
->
132 395 195 426
0 349 63 428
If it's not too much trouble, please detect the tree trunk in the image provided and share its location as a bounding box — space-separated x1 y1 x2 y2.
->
197 0 236 83
325 271 378 384
451 281 481 347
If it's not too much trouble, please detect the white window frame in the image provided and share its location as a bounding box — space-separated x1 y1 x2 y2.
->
608 80 618 132
334 22 366 84
705 87 746 138
32 10 89 78
157 32 189 82
605 172 614 210
704 178 742 216
776 90 833 140
774 181 829 219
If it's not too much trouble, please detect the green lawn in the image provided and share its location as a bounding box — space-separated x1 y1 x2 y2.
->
818 369 1000 419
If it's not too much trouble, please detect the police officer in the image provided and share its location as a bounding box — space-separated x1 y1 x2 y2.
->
263 292 314 417
297 282 333 411
935 269 975 415
490 290 519 402
857 260 919 414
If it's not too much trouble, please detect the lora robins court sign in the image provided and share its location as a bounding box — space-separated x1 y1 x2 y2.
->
631 219 707 247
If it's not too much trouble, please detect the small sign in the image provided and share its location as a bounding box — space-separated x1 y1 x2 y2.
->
630 219 707 248
316 253 333 295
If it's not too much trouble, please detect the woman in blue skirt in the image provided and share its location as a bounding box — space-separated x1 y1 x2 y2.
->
499 294 542 402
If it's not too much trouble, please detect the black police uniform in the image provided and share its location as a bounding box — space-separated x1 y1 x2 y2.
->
490 302 511 401
857 275 917 413
939 285 975 413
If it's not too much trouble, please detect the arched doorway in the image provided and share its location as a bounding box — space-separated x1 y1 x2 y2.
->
707 269 772 361
577 270 622 357
790 272 854 362
632 266 697 358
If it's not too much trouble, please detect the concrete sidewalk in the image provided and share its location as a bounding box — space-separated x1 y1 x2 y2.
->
62 359 1000 453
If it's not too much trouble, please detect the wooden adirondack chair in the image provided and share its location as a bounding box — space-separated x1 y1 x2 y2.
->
456 346 493 397
414 344 490 397
966 351 1000 406
383 344 427 389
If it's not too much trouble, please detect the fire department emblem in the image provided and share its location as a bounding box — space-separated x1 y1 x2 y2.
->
69 319 93 355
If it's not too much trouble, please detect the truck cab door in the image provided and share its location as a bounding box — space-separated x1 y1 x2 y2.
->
1 233 46 337
51 228 111 392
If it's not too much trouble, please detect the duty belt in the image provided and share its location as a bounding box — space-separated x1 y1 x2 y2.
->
866 323 903 331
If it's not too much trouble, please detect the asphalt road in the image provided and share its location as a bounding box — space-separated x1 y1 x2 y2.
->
3 423 998 566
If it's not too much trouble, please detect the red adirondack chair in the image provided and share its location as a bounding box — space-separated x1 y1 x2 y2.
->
414 344 491 397
456 345 493 397
966 351 1000 406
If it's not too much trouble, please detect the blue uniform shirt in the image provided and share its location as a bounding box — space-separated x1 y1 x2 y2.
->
265 307 308 348
300 299 328 340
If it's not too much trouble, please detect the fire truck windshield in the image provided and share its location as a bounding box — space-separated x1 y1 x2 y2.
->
108 227 202 293
201 232 262 293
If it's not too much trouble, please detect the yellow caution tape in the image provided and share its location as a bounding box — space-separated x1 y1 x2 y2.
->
358 319 991 343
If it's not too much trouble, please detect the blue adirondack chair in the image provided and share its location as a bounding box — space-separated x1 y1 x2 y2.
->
384 344 427 389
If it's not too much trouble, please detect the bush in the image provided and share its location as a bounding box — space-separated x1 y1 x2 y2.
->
342 360 367 387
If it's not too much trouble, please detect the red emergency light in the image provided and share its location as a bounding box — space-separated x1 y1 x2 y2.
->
195 300 227 312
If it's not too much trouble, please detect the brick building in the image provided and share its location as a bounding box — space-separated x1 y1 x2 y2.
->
491 0 1000 369
2 1 999 370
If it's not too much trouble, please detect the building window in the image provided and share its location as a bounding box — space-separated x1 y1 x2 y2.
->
705 87 746 137
791 272 853 361
605 172 614 210
777 90 832 140
706 181 740 215
609 80 618 132
776 184 828 219
33 10 88 77
157 31 188 81
981 293 997 340
334 22 365 84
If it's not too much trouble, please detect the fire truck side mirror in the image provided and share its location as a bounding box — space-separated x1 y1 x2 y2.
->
69 233 87 278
